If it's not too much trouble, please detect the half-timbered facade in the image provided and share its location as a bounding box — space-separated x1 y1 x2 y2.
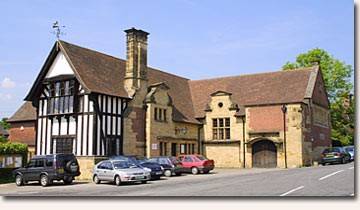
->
26 45 128 158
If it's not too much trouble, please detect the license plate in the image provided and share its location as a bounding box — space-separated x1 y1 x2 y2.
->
326 154 334 158
57 168 64 173
156 171 163 175
136 176 144 180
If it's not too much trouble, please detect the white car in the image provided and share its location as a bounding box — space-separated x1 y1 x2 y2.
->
93 160 151 186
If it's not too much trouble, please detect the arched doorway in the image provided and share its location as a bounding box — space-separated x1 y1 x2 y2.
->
252 139 277 168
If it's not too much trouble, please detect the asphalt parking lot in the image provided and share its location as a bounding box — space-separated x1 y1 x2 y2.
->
0 162 354 197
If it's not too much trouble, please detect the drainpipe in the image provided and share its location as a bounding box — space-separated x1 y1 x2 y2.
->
281 104 288 168
197 125 203 155
242 116 246 168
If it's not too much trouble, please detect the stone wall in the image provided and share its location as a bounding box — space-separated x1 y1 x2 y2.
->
202 92 244 167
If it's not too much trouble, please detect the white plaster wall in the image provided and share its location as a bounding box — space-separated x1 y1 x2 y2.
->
45 51 74 78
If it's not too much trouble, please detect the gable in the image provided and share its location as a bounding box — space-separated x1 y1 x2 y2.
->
45 51 74 78
311 70 330 108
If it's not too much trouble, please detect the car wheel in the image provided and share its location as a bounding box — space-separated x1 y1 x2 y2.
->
141 180 147 184
63 177 73 185
15 174 24 186
93 175 101 184
115 175 122 186
164 170 172 177
40 174 49 187
191 167 199 175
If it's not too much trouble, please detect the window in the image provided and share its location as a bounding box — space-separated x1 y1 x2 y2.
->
154 108 158 121
212 118 231 140
183 156 193 162
53 137 74 154
160 142 168 156
35 159 44 168
180 144 187 154
154 107 167 122
47 80 76 115
46 159 53 167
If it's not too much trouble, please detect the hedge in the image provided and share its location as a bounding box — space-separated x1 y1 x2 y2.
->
0 142 28 165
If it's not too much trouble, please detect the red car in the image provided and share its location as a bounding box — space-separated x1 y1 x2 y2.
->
177 155 215 174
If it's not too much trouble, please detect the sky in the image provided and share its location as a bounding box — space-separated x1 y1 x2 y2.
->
0 0 354 119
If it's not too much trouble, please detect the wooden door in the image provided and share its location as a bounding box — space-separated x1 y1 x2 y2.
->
252 140 277 168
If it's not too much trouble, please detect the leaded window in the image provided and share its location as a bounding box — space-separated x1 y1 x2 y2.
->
212 118 231 140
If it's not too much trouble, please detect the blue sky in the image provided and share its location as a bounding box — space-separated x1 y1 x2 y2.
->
0 0 354 118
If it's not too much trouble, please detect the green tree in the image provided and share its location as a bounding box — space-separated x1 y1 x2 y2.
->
283 48 354 145
0 118 10 143
0 118 10 130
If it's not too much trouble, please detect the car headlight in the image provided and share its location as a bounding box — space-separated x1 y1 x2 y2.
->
160 166 164 171
143 167 152 172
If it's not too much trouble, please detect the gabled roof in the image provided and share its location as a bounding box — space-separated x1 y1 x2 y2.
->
25 41 199 124
7 101 36 122
24 40 324 124
189 66 318 118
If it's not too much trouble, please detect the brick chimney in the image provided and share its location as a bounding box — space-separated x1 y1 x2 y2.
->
124 27 149 97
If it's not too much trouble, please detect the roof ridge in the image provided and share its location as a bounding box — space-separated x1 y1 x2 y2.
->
189 66 316 83
59 40 126 62
59 40 190 81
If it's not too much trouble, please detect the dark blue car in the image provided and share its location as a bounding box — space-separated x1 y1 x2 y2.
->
109 156 164 180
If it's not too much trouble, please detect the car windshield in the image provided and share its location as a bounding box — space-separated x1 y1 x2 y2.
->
345 147 354 152
196 155 207 161
168 156 180 164
112 161 138 169
324 148 341 153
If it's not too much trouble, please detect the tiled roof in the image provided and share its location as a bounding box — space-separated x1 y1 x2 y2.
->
59 41 199 124
189 67 317 118
25 40 319 124
7 102 36 122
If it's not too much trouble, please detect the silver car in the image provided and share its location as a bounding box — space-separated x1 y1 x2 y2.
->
93 160 151 186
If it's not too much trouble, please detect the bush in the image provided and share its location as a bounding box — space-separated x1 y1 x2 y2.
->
0 142 28 165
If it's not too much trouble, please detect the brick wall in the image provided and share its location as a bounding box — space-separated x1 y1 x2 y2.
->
248 105 284 132
8 121 36 146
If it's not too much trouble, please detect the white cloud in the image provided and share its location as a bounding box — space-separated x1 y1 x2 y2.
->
1 77 16 89
0 93 13 100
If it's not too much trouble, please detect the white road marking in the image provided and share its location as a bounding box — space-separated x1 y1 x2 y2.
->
280 186 304 196
319 170 344 181
348 167 354 170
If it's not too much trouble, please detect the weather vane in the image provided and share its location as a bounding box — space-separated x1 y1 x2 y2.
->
52 21 66 39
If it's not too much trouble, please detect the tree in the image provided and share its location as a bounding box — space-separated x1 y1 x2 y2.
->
0 118 10 143
283 48 354 145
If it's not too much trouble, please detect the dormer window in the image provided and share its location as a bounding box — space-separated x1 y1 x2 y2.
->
154 107 167 122
47 80 76 115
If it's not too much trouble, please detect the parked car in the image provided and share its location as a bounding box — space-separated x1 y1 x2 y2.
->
321 147 351 165
178 154 215 174
343 146 355 161
148 156 184 177
13 154 80 187
93 160 150 186
110 155 164 180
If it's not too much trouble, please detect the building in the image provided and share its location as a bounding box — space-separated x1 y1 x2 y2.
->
7 102 37 158
24 28 330 178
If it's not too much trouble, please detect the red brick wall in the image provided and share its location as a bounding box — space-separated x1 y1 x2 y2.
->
8 121 36 146
248 105 284 132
